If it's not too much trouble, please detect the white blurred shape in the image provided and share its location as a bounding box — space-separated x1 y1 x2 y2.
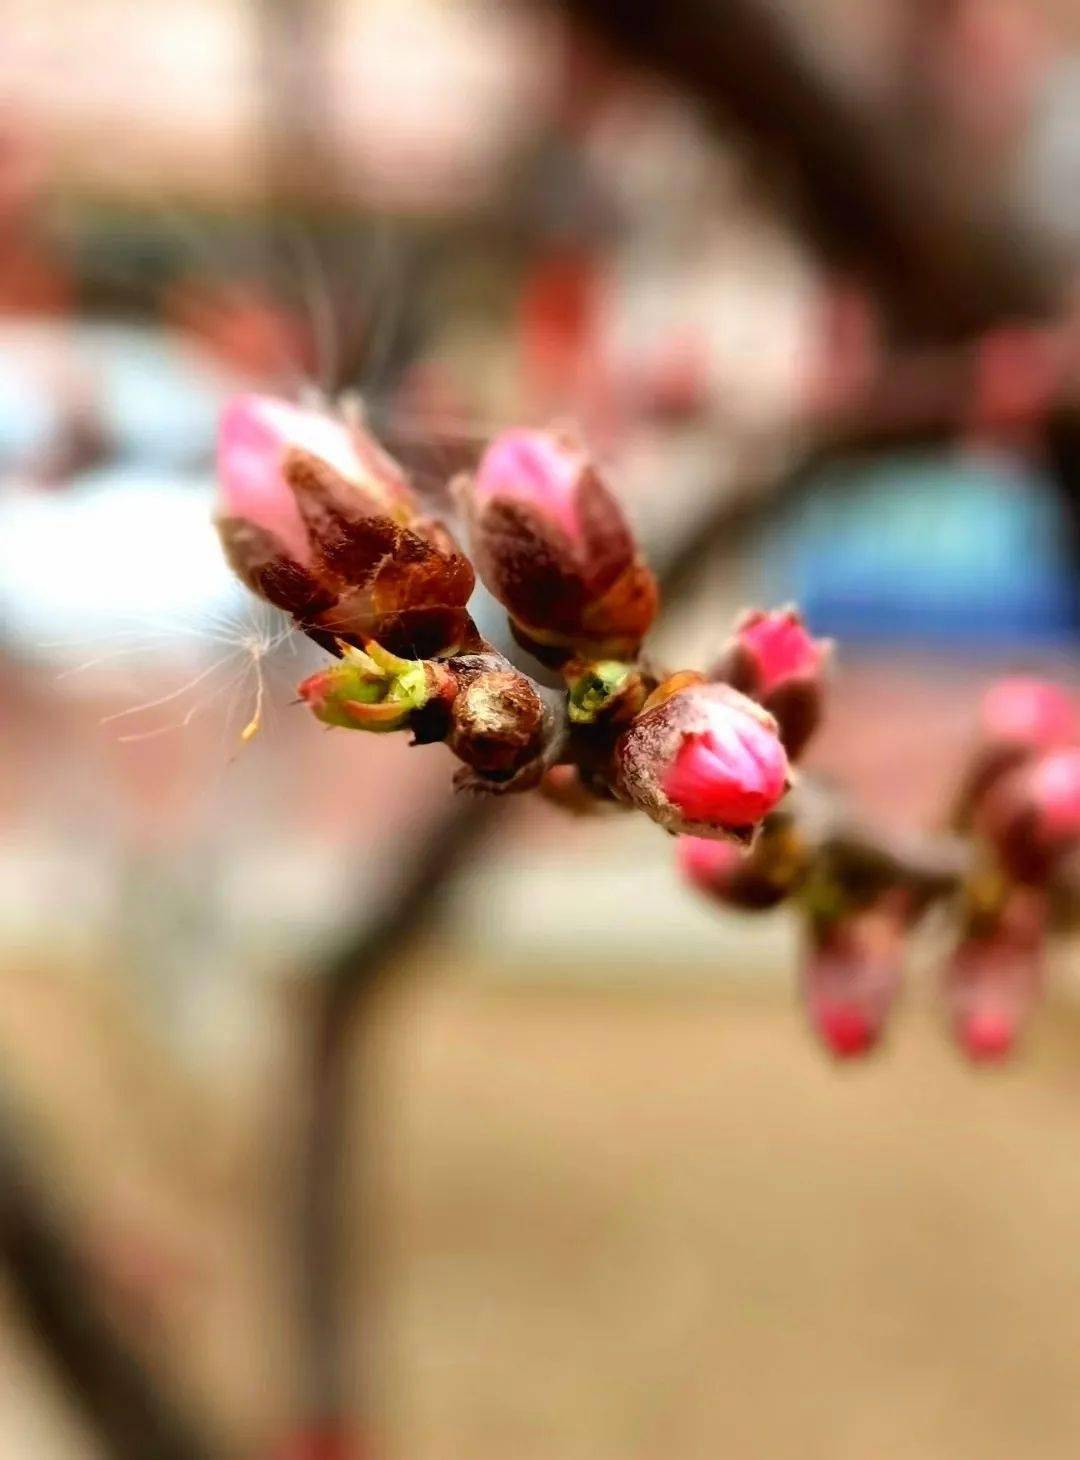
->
0 471 242 654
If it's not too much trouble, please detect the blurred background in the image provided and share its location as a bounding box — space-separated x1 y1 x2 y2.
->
5 1 1080 1457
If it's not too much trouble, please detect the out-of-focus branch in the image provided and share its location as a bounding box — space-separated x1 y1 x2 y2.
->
298 795 496 1428
0 1106 221 1460
556 0 1051 338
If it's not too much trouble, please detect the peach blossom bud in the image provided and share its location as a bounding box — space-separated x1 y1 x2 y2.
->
460 427 657 663
615 680 790 840
711 606 830 759
216 394 412 550
678 817 807 910
954 677 1078 830
802 898 907 1059
1030 749 1080 840
679 835 743 890
943 887 1045 1062
979 677 1077 750
978 746 1080 881
216 394 474 659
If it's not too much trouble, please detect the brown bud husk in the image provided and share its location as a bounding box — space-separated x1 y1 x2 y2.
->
459 442 657 664
218 446 475 660
438 653 547 787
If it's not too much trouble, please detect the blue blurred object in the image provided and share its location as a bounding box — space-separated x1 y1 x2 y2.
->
765 451 1080 649
71 324 225 467
0 322 227 473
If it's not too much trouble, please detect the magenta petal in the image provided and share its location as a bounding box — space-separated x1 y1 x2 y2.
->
813 1001 876 1058
217 394 369 566
957 1005 1017 1061
1030 748 1080 839
677 834 743 888
738 611 822 691
473 429 585 541
663 717 788 829
980 676 1077 749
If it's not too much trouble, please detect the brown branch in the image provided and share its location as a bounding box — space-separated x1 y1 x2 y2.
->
298 795 496 1425
0 1104 222 1460
555 0 1052 339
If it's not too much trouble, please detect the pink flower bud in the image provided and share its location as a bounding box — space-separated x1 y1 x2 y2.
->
461 427 658 662
802 900 907 1059
710 606 829 760
678 817 806 910
664 734 784 828
944 888 1045 1062
953 677 1078 831
615 680 790 840
216 395 319 565
215 394 475 659
1028 748 1080 840
472 429 585 541
678 835 743 890
979 677 1077 750
731 608 827 696
217 394 412 549
978 746 1080 880
959 1007 1018 1062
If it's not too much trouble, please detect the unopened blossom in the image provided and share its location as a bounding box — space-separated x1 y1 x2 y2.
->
460 427 657 662
679 835 743 891
801 896 908 1059
615 678 790 840
216 393 474 658
678 816 808 910
979 677 1077 750
977 745 1080 881
943 887 1045 1062
954 675 1079 830
711 606 830 759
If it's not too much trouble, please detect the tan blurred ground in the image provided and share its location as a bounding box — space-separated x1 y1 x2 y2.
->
3 962 1080 1458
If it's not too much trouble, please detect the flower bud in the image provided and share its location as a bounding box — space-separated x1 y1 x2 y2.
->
943 886 1045 1062
614 679 790 840
710 606 829 760
801 896 908 1059
953 676 1077 829
297 641 441 733
460 427 658 662
216 393 475 658
980 676 1077 750
976 746 1080 881
678 817 808 910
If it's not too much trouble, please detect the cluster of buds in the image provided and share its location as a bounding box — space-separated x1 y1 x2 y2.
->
946 677 1080 1059
681 644 1080 1063
215 396 793 834
215 394 1080 1068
